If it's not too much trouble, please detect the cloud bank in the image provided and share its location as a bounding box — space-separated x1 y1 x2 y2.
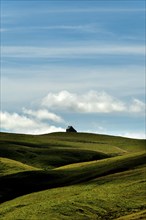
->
23 108 64 123
1 90 145 137
42 90 145 114
0 110 64 135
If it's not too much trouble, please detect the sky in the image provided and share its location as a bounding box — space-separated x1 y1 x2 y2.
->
0 0 146 139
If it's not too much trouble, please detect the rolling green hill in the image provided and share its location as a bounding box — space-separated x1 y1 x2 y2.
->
0 157 40 176
0 131 145 219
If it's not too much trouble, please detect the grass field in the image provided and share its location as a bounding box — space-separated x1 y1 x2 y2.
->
0 131 145 219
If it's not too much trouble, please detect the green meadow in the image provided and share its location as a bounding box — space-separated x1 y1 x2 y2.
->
0 132 146 219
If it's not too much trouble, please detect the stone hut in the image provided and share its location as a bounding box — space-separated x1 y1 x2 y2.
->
66 126 77 133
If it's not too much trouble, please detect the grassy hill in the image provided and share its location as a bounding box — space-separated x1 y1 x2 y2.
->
0 157 40 176
0 131 145 219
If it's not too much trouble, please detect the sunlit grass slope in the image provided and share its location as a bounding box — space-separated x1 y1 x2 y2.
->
0 132 113 169
0 151 145 203
0 157 40 176
116 210 146 220
0 164 145 219
0 131 145 219
0 132 145 170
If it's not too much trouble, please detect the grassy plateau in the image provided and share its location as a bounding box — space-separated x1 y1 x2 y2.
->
0 131 145 219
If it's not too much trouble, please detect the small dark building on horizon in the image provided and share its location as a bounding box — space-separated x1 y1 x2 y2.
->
66 126 77 133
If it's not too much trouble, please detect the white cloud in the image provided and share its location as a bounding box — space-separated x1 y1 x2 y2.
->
42 90 145 114
23 108 64 123
1 111 38 130
1 65 145 106
1 45 144 58
0 111 64 135
129 99 145 113
0 91 145 135
120 132 146 139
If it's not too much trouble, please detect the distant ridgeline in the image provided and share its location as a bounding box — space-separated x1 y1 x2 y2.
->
66 126 77 133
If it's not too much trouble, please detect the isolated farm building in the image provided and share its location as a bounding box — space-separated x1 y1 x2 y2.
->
66 126 77 133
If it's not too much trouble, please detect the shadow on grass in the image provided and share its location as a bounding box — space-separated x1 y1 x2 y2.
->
0 152 146 204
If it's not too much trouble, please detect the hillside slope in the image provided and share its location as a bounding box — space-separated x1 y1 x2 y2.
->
0 132 145 169
0 157 40 176
0 132 145 219
0 163 145 219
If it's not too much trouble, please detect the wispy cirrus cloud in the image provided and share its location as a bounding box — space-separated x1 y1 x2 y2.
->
45 7 146 14
36 24 111 34
1 44 145 58
2 7 144 19
0 24 113 36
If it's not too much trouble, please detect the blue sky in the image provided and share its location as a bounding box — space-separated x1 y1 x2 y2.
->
1 0 145 138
